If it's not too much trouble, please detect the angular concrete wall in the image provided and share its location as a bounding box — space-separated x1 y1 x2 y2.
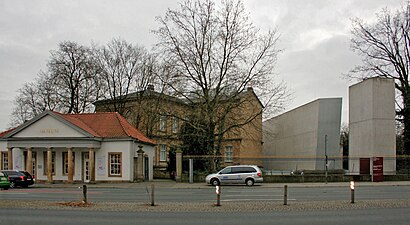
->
263 98 342 171
349 77 396 175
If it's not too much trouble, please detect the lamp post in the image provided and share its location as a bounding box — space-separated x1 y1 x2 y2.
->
325 135 328 184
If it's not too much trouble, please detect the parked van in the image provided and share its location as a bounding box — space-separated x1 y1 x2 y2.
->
205 165 263 187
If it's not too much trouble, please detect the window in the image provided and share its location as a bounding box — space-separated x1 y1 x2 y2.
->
219 167 232 174
232 167 256 173
172 116 178 133
43 151 56 175
62 152 75 175
159 115 166 132
225 146 233 163
1 152 8 170
159 144 167 162
31 152 36 177
109 153 122 177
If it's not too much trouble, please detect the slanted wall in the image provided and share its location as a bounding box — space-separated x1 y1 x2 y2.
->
263 98 342 171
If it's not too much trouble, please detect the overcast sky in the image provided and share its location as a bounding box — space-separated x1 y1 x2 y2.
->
0 0 405 131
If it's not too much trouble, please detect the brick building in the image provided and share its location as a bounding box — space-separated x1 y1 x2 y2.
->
94 85 263 176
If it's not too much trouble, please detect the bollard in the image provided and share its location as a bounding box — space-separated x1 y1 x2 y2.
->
215 186 221 206
350 181 355 204
151 184 155 206
284 185 288 205
82 184 87 204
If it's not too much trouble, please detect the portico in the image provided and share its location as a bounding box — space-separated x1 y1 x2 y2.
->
0 111 155 183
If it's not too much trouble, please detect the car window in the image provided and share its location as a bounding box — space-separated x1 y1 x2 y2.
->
231 167 257 173
219 167 231 174
244 167 257 173
21 171 31 177
6 171 22 176
231 167 243 173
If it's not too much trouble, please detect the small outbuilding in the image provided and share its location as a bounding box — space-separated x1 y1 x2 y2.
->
0 111 155 183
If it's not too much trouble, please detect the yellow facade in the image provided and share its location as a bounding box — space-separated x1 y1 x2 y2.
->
94 87 263 176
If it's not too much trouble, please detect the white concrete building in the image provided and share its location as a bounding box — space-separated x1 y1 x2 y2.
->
263 98 342 171
0 111 155 183
349 77 396 175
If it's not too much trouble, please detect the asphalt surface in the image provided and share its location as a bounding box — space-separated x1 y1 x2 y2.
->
2 207 410 225
29 179 410 189
1 181 410 224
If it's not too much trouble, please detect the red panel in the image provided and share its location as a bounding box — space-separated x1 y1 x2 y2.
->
372 157 384 182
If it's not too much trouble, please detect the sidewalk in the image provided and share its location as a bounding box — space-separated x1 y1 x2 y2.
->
32 179 410 189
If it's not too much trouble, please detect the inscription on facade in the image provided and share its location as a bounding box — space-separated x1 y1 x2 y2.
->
40 129 59 134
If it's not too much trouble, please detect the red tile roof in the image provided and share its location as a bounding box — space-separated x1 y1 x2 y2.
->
55 112 155 145
0 128 15 138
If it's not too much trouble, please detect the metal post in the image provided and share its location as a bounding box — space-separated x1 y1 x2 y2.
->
350 181 355 204
325 135 328 184
151 184 155 206
189 158 193 183
284 185 288 205
82 185 87 204
215 186 221 206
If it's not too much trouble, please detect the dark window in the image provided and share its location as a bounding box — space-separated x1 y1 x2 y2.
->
231 167 256 174
3 171 23 176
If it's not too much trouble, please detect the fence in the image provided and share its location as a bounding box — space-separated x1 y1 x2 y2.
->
179 155 410 182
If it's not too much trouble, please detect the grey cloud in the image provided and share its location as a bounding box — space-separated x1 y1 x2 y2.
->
0 0 406 130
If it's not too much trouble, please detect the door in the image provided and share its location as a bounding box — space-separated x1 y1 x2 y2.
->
133 157 138 181
218 167 239 184
83 153 90 183
360 158 370 175
31 152 37 179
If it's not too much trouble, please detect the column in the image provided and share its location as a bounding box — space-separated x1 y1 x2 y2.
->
176 149 182 182
47 148 53 183
26 148 33 175
89 148 95 183
7 148 13 170
67 148 74 183
0 150 2 170
136 145 144 182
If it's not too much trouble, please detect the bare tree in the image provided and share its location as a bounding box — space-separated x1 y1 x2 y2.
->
347 3 410 155
10 71 61 126
48 41 100 114
340 123 349 169
154 0 288 160
92 38 157 116
10 41 104 126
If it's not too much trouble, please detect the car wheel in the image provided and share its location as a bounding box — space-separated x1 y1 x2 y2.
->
245 178 254 187
9 182 15 188
211 179 220 186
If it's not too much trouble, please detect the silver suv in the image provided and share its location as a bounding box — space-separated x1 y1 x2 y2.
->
205 165 263 187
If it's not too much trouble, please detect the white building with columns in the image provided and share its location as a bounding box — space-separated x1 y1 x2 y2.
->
0 111 155 183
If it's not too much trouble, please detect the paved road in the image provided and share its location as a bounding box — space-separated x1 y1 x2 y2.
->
1 207 410 225
1 182 409 224
1 185 409 203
